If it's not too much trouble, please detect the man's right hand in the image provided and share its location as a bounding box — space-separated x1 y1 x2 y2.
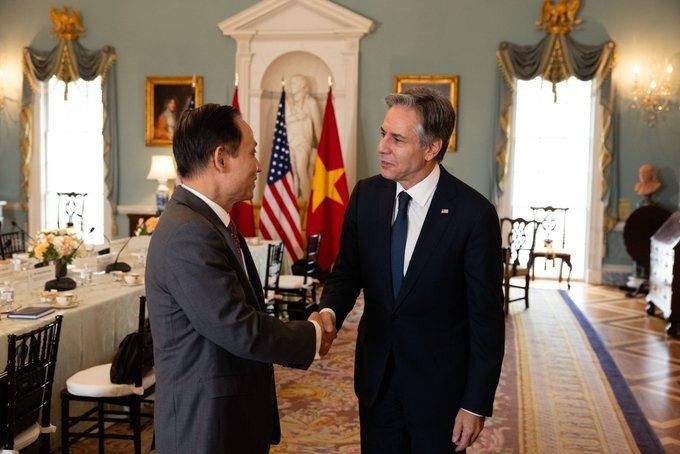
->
319 311 337 356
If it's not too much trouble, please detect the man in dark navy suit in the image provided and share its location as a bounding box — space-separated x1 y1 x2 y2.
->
318 88 505 452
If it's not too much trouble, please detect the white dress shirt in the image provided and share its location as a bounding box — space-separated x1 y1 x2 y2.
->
181 184 322 358
393 164 440 276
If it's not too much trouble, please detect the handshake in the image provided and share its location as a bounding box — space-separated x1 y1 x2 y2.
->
308 311 337 357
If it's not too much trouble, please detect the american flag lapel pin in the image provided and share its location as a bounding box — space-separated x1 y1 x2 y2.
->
441 208 449 214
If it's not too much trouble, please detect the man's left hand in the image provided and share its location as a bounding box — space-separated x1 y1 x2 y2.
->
451 409 485 451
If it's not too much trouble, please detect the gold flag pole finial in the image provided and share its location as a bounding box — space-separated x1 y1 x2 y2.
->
50 6 85 41
536 0 582 35
235 72 239 88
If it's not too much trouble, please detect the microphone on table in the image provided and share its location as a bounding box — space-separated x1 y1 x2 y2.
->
98 233 112 255
11 221 36 243
105 236 133 273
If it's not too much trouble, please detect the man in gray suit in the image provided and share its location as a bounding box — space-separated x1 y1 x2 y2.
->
146 104 323 453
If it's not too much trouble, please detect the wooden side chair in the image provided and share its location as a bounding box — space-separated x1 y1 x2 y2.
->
530 206 573 289
0 230 27 260
56 192 87 231
61 296 154 454
0 315 63 454
263 241 285 316
276 233 322 320
501 218 538 314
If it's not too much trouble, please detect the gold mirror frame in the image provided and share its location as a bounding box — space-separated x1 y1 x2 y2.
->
394 74 459 152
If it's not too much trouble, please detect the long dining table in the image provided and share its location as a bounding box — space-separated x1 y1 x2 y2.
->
0 256 147 447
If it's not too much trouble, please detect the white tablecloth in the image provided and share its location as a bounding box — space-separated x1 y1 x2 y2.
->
0 257 146 447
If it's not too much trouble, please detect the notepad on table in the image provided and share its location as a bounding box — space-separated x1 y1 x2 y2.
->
7 306 56 320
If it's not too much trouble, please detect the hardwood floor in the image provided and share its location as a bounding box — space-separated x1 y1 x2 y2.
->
539 280 680 452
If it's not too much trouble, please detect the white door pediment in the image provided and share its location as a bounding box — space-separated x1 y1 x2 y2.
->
220 0 374 198
218 0 374 37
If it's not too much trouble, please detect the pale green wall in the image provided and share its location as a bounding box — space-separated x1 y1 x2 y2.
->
1 0 679 265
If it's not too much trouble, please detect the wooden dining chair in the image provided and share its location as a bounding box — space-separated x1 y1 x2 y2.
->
275 233 322 320
500 218 538 314
262 241 285 316
0 229 27 260
61 296 154 454
530 206 573 289
0 315 63 453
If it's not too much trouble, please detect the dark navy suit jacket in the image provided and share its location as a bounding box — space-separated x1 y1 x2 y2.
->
321 166 505 418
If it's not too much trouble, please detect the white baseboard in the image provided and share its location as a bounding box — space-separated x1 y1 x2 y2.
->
602 263 633 273
117 205 157 215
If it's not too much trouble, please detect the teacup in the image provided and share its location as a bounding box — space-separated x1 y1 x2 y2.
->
111 270 124 282
124 273 141 285
56 292 76 306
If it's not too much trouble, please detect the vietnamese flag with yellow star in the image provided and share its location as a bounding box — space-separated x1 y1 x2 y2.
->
306 87 349 271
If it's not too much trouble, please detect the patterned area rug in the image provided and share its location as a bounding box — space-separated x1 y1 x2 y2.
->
510 290 661 453
67 289 660 453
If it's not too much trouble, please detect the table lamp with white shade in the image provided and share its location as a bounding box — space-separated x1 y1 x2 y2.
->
147 155 177 213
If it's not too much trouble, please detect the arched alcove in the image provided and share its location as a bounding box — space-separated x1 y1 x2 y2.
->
258 51 330 198
219 0 374 201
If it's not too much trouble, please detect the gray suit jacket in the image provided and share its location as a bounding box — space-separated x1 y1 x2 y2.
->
146 186 316 454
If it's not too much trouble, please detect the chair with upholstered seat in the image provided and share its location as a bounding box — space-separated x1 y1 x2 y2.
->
0 229 27 260
262 241 284 316
60 296 154 454
530 206 573 289
501 217 538 314
56 192 87 231
275 233 322 320
0 315 63 454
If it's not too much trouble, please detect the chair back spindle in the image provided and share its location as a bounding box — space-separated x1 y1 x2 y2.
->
1 315 63 450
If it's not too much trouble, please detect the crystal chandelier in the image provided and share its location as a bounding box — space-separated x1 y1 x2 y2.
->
631 62 676 125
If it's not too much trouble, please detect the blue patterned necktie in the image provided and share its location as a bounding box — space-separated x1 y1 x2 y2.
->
391 191 411 299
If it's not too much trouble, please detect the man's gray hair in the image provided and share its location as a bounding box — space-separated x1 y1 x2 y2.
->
385 87 456 161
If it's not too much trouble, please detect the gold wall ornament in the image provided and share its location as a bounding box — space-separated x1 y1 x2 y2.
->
536 0 582 35
50 7 85 41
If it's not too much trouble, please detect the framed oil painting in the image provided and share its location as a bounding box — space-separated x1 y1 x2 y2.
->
145 76 203 146
394 75 459 151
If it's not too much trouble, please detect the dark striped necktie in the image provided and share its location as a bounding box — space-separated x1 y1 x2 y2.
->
391 191 411 300
227 220 244 268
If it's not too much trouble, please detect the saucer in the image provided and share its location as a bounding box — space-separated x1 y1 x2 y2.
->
122 280 145 287
50 301 79 309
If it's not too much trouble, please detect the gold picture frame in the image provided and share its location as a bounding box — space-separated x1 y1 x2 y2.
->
145 76 203 146
394 75 459 151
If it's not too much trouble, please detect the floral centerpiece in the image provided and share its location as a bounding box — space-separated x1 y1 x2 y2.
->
28 229 86 290
135 216 159 236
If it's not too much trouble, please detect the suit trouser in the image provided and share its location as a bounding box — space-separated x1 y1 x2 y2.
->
358 352 462 454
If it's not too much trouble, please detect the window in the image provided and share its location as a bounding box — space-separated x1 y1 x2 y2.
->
41 76 104 243
511 76 595 280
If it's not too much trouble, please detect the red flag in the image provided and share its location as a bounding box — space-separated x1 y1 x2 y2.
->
231 86 240 111
260 89 304 261
306 87 349 271
228 86 256 236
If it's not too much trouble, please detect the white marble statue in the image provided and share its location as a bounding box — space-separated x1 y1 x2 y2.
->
285 74 322 199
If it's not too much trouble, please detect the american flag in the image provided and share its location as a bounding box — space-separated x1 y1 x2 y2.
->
259 89 304 261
